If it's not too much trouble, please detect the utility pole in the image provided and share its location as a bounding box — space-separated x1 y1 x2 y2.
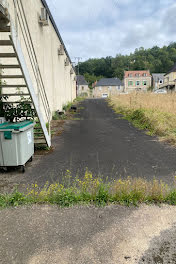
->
75 57 82 76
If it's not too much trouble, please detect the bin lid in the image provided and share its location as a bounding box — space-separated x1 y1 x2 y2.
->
0 121 34 131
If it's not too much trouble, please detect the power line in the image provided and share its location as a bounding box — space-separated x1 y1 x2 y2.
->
75 57 82 75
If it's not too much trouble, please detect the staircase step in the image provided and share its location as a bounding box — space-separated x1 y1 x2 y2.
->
34 132 44 135
0 75 24 79
0 65 20 69
0 94 30 97
0 53 16 58
34 127 43 131
34 139 47 144
34 136 46 140
0 84 27 88
0 40 12 46
3 101 32 104
0 26 10 32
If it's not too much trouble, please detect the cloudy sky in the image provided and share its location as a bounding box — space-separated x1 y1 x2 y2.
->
46 0 176 61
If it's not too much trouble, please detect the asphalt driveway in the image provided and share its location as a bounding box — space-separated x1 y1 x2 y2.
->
26 99 176 185
1 98 176 190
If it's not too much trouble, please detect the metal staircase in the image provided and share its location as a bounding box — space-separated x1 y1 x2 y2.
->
0 3 51 147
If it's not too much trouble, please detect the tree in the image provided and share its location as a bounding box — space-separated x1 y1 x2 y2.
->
78 42 176 81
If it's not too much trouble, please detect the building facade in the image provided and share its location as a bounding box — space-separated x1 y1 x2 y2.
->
0 0 76 117
93 78 123 98
0 0 76 146
152 74 165 90
124 70 152 93
77 75 90 96
159 63 176 91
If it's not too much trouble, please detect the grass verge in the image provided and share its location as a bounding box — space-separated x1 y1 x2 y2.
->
109 93 176 145
1 169 176 208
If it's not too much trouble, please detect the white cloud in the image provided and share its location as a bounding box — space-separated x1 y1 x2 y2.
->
46 0 176 60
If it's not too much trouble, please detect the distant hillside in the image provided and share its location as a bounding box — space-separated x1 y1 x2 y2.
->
77 43 176 86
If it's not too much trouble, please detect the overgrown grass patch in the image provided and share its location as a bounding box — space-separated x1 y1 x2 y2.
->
1 170 176 208
109 93 176 145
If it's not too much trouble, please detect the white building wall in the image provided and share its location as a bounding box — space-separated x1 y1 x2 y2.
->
1 0 76 121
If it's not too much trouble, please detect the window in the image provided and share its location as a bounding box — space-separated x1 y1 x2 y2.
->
108 86 112 90
116 86 120 90
128 81 133 86
82 86 84 91
136 81 140 86
143 81 147 86
143 73 147 77
128 74 133 77
159 80 163 84
135 73 140 77
99 86 102 91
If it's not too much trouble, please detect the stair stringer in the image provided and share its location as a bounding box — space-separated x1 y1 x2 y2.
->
10 22 51 147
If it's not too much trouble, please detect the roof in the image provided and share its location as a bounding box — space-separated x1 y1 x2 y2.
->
152 73 165 81
124 70 151 78
95 78 122 87
165 62 176 75
41 0 73 69
77 75 88 85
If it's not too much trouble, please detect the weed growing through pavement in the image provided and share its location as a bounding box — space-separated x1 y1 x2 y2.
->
1 169 176 208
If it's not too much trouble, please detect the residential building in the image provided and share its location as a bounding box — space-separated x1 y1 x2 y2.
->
77 75 89 96
0 0 76 147
152 74 165 90
124 70 152 93
159 63 176 91
93 78 123 98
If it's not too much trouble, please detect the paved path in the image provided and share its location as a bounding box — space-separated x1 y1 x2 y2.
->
1 204 176 264
1 99 176 263
26 99 176 186
1 98 176 190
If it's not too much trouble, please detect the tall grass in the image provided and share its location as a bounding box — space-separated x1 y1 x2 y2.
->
1 169 176 208
110 93 176 144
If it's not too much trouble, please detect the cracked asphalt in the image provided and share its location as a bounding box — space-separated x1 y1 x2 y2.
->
1 98 176 192
26 98 176 186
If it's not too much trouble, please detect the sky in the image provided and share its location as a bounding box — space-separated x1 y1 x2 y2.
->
46 0 176 62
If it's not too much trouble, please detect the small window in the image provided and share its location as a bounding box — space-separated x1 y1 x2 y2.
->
116 86 120 90
143 81 147 86
143 73 147 77
128 81 133 86
108 86 112 90
99 87 102 91
135 73 140 77
159 80 163 84
128 74 133 77
102 93 108 98
82 86 84 91
136 81 140 86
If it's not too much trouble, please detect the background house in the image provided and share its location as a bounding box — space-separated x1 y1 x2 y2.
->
124 70 152 93
152 74 165 90
77 75 89 96
159 63 176 91
93 78 123 98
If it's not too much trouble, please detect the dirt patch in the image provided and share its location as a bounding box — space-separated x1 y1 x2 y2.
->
51 120 65 136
